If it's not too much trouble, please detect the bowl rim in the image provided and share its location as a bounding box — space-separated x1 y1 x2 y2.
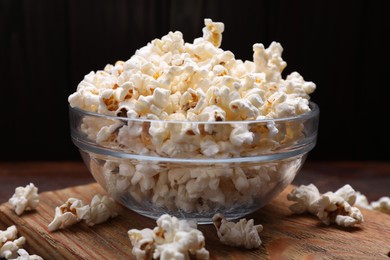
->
69 101 319 124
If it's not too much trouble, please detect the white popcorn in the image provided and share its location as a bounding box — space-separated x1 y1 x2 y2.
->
8 183 39 216
287 184 321 214
0 226 36 260
354 191 372 210
0 236 25 259
314 194 363 227
77 195 118 226
355 191 390 215
96 121 124 144
229 124 254 146
0 226 18 246
69 18 317 216
212 213 263 249
370 197 390 214
128 228 155 260
9 249 43 260
48 198 85 231
128 214 209 260
287 184 364 227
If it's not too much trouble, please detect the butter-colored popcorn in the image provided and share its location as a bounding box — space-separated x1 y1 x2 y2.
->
212 213 263 249
48 198 85 231
9 249 43 260
8 183 39 216
202 18 224 48
128 214 209 260
288 184 364 227
0 236 25 259
76 195 118 226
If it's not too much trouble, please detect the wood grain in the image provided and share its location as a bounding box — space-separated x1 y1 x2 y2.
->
1 183 390 260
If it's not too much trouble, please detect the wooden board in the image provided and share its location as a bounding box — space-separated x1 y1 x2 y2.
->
1 183 390 260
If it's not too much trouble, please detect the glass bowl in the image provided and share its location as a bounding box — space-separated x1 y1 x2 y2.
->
69 102 319 223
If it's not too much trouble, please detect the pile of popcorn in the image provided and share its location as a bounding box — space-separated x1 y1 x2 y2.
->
4 180 390 259
68 18 316 215
3 184 42 259
0 225 42 260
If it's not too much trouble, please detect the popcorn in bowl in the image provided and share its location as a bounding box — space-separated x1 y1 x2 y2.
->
68 18 319 223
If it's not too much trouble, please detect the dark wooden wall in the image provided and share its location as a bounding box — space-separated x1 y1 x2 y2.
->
1 0 388 161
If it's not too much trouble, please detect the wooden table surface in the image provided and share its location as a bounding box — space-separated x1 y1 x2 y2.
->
1 160 389 204
1 160 390 260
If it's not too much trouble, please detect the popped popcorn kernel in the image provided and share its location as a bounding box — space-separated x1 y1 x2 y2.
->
212 213 263 249
8 183 39 216
370 196 390 214
48 195 118 231
355 192 390 214
48 198 85 231
0 236 26 259
128 214 209 260
9 248 43 260
287 184 364 227
76 194 118 226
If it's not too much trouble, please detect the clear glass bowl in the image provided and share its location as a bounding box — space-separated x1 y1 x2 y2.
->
69 102 319 223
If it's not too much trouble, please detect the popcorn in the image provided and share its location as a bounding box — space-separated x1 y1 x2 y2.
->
9 249 43 260
370 197 390 214
354 191 372 210
8 183 39 216
355 192 390 214
128 214 209 260
69 18 315 122
128 228 155 260
0 226 18 246
1 226 43 260
0 236 26 259
287 184 364 227
48 195 118 231
48 198 85 231
69 18 316 216
76 195 118 226
212 213 263 249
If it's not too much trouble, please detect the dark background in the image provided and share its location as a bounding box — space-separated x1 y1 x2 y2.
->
1 0 388 162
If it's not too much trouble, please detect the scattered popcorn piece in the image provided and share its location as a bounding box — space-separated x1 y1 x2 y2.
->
0 226 18 246
212 213 263 249
48 198 85 231
354 191 372 210
128 214 209 260
77 195 118 226
128 228 155 260
354 191 390 214
9 249 43 260
0 226 42 260
370 197 390 214
8 183 39 216
0 236 26 259
287 183 321 214
287 184 364 227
